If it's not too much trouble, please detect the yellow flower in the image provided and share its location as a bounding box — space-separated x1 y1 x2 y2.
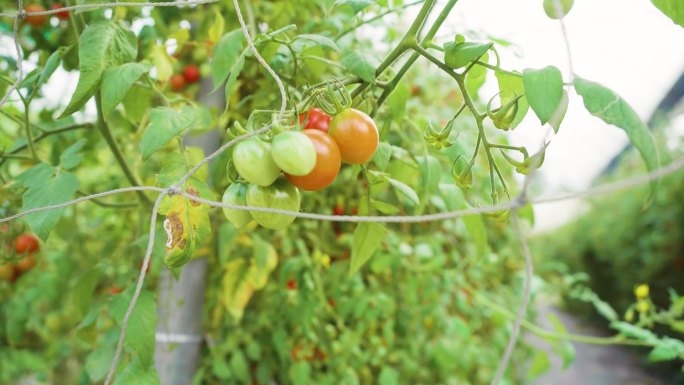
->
635 284 649 300
321 255 331 269
636 300 650 313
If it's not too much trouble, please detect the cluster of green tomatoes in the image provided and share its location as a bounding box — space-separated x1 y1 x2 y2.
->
221 108 379 230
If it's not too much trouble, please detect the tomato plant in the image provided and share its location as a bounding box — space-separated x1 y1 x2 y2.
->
0 0 682 384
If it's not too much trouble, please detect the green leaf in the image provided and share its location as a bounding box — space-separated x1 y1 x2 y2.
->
101 62 152 117
341 50 376 82
523 66 563 125
141 107 197 159
349 223 388 275
549 89 569 133
212 29 244 91
123 85 153 123
17 164 79 240
546 313 575 368
651 0 684 26
378 367 399 385
85 345 116 382
543 0 574 19
463 215 487 255
71 269 101 317
39 47 66 86
574 77 659 184
337 0 373 14
59 139 87 170
417 155 442 198
230 350 250 383
648 343 680 362
289 362 311 385
224 54 245 112
295 34 339 51
527 350 551 378
111 289 158 370
444 41 492 69
440 184 488 255
371 142 392 171
61 21 137 117
114 357 161 385
495 71 529 129
387 81 409 118
371 200 400 214
387 177 420 205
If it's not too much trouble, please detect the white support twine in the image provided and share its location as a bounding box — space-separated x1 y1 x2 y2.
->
0 0 681 384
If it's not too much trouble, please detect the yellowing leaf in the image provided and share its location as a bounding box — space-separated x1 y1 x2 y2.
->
150 44 174 82
222 244 278 321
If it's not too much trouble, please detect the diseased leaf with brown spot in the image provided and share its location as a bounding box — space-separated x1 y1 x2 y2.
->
159 181 213 269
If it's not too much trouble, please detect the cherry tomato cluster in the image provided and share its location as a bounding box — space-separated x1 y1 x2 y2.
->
23 4 69 27
222 107 378 230
169 64 202 92
0 233 40 283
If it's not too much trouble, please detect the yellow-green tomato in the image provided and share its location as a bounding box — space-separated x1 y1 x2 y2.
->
221 183 252 228
271 131 317 176
246 179 300 230
232 137 281 186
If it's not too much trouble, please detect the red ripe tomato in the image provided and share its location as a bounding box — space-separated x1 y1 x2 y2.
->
332 205 344 216
286 130 341 191
50 4 69 20
15 233 39 254
24 4 48 27
183 64 201 84
169 74 186 91
329 108 378 164
286 279 297 290
299 108 332 132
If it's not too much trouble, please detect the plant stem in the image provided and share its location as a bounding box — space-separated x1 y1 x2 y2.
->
95 94 151 205
0 123 94 168
335 0 425 41
373 0 460 111
350 0 438 100
474 292 654 347
78 190 139 208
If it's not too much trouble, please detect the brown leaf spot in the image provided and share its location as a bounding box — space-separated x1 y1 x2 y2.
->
163 213 185 251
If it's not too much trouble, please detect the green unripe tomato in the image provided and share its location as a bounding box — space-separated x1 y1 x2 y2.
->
543 0 573 19
221 183 252 228
271 131 317 176
232 137 281 186
246 179 300 230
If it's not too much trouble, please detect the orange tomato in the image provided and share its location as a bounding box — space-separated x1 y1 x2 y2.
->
286 129 341 191
329 108 378 164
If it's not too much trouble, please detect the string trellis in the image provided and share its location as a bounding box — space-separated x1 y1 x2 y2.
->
0 1 682 385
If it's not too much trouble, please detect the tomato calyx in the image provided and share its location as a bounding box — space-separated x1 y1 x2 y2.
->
486 93 522 131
